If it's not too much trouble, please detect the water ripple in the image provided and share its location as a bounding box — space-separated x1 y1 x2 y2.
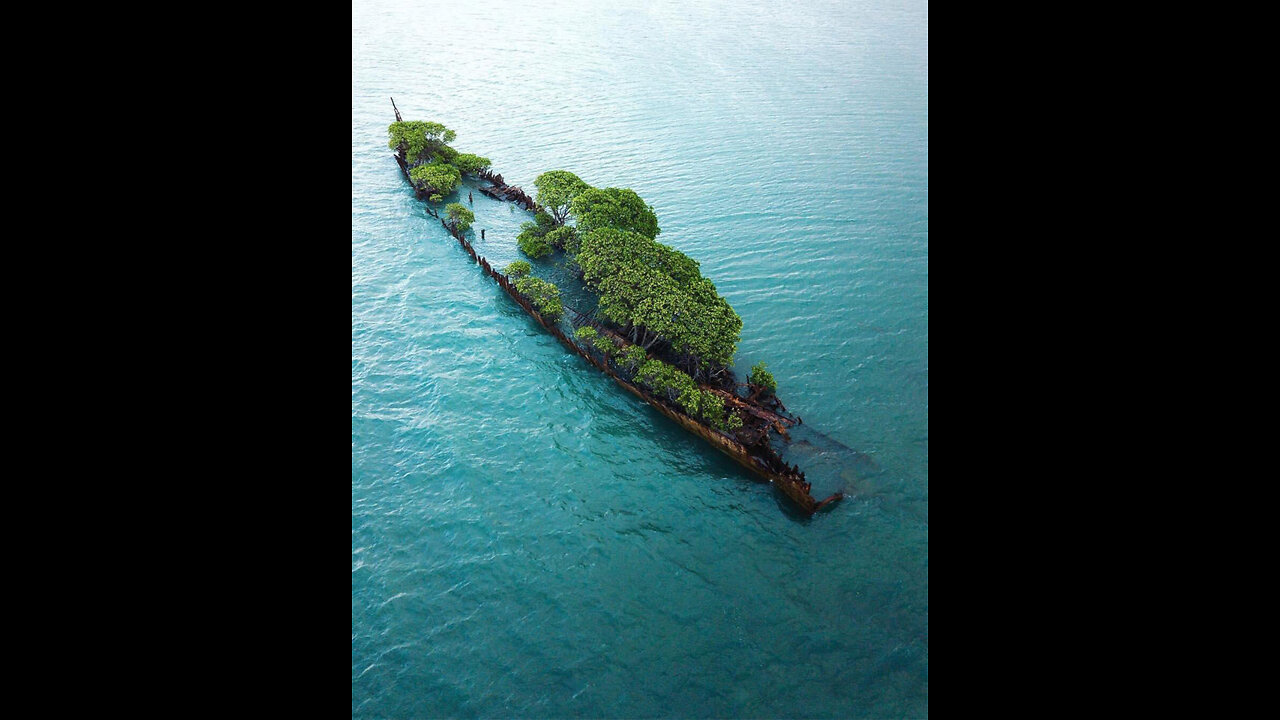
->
354 0 927 717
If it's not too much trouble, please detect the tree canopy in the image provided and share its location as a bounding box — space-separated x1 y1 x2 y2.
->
433 144 459 164
618 345 648 373
518 233 553 259
410 163 461 197
453 153 491 175
575 228 741 374
389 121 488 200
574 326 619 358
749 362 777 395
514 276 563 322
386 127 764 430
594 335 618 358
569 187 660 239
545 226 579 255
388 121 457 164
516 211 558 259
445 203 475 232
635 357 738 430
534 170 590 225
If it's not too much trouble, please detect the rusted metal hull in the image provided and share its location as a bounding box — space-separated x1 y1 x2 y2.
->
475 169 540 211
390 115 841 515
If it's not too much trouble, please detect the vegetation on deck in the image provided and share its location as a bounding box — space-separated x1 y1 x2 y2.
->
389 120 490 201
387 107 841 514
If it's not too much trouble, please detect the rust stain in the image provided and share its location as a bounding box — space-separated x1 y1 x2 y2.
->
390 112 841 515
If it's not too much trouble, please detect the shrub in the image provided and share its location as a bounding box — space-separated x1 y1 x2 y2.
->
504 260 532 278
453 153 491 174
387 121 457 163
619 346 647 373
518 230 553 259
546 226 579 255
594 335 618 358
749 362 777 395
410 163 461 196
434 144 459 164
514 276 563 323
445 203 475 232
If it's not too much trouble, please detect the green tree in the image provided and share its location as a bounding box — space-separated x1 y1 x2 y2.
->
569 187 660 239
518 232 553 259
504 260 532 278
410 163 461 196
574 326 619 358
636 358 693 404
434 144 459 164
633 357 739 427
514 276 563 322
516 211 558 259
594 335 618 358
445 203 475 232
749 362 777 395
575 228 741 375
534 170 591 225
692 390 727 429
388 121 457 164
545 226 579 255
531 211 556 232
577 229 701 291
453 153 491 175
619 345 647 373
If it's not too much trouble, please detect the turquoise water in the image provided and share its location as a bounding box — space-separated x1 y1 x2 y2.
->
352 0 927 717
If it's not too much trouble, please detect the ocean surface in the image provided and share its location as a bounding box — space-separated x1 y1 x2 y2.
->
352 1 928 717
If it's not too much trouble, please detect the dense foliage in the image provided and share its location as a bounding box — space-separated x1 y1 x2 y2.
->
516 211 557 259
514 276 563 322
569 187 661 239
453 153 491 175
388 121 457 164
390 121 490 200
410 163 461 197
575 228 741 376
445 203 475 232
534 170 590 225
637 358 695 404
635 357 738 430
389 122 772 437
749 362 777 395
433 144 459 164
504 260 532 278
545 226 579 255
619 345 648 373
518 233 553 259
574 326 620 359
594 335 619 358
